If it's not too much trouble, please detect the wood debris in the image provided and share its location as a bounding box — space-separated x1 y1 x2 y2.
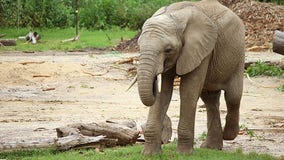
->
19 61 45 65
61 34 80 43
82 69 109 76
42 88 56 91
218 0 284 50
0 120 140 151
55 121 140 150
32 75 51 78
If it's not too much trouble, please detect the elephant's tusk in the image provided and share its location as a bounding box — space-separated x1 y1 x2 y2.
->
157 74 162 93
126 75 137 92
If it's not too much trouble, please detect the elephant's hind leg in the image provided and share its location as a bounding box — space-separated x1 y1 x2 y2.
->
200 90 223 150
223 66 243 140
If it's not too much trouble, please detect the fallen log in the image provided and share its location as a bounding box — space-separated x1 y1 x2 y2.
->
273 30 284 55
106 118 137 130
55 134 117 151
56 122 139 146
0 39 16 46
0 120 140 152
0 139 55 151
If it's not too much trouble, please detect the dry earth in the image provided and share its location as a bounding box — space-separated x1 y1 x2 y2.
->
0 51 283 157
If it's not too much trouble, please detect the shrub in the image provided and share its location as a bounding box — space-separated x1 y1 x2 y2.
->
0 0 184 29
246 61 283 77
0 0 73 28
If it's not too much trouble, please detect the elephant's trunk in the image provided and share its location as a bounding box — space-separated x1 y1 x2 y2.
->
137 52 158 107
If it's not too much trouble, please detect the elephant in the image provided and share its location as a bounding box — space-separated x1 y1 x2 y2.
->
136 0 245 155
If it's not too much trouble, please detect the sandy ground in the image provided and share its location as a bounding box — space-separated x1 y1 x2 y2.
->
0 50 283 157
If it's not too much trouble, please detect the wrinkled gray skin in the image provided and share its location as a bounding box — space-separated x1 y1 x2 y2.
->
137 0 245 155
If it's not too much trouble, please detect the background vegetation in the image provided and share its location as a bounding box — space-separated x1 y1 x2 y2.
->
246 61 283 77
1 0 283 30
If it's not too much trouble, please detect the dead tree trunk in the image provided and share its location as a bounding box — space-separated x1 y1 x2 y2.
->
273 30 284 55
0 39 16 46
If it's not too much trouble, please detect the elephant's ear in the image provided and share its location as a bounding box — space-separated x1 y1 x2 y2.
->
172 6 218 75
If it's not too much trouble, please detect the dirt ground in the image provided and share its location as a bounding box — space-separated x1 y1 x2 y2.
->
0 50 283 157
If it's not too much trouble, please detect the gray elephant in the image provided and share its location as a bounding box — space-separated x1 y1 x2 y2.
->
136 0 245 155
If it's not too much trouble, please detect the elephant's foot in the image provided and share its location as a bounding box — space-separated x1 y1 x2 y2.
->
142 143 162 155
177 143 194 155
223 119 239 140
223 124 239 140
200 140 223 150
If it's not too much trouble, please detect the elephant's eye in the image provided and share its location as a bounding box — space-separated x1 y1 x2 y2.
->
164 46 173 54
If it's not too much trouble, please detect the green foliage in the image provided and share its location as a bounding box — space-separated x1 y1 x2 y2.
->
198 131 207 141
1 0 283 29
246 61 283 77
78 0 182 30
0 144 277 160
0 0 186 30
240 124 263 140
0 0 74 28
278 85 284 92
0 27 137 51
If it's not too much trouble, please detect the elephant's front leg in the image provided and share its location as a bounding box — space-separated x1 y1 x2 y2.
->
142 68 175 155
177 59 209 155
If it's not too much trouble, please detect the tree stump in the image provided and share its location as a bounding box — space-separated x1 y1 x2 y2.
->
273 30 284 55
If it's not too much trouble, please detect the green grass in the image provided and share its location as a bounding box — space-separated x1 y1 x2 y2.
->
0 28 137 52
0 144 278 160
246 61 283 77
278 85 284 92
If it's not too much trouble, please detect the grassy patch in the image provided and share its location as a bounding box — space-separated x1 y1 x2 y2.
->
0 144 277 160
0 28 137 52
246 61 283 77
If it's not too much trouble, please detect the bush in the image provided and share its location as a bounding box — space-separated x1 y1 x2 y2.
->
0 0 73 28
0 0 183 30
78 0 182 30
246 61 283 77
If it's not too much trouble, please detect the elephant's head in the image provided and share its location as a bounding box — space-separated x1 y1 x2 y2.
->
137 5 218 106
